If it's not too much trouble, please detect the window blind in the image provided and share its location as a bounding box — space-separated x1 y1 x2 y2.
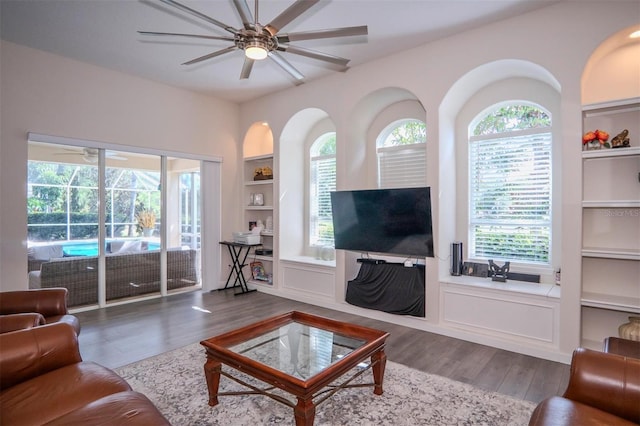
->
310 154 336 246
469 131 551 264
377 143 426 188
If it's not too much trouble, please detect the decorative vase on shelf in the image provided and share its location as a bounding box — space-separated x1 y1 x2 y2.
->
618 316 640 341
142 227 154 237
584 140 602 150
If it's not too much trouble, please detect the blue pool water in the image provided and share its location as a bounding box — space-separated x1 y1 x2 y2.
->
62 241 160 257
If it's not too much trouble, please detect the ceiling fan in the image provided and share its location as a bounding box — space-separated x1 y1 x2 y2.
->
54 148 127 163
138 0 368 83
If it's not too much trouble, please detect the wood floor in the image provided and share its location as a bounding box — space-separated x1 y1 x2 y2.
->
75 289 570 404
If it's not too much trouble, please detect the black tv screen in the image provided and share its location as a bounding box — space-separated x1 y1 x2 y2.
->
330 187 434 257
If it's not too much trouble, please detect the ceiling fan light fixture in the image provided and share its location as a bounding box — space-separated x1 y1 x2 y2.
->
245 39 268 60
83 148 99 163
139 0 368 82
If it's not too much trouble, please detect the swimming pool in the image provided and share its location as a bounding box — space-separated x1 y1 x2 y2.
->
62 240 160 257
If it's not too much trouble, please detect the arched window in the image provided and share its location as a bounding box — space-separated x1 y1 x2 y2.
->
309 132 336 247
468 104 552 265
376 119 426 188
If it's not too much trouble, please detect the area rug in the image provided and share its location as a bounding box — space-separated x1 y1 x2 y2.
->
115 342 536 425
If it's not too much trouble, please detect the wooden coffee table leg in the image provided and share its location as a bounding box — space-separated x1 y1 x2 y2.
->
294 397 315 426
371 349 387 395
203 356 222 406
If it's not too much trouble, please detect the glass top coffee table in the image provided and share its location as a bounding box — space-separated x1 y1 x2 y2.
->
200 311 390 425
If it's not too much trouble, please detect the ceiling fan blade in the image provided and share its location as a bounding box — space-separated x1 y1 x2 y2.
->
182 46 238 65
264 0 320 36
105 151 128 160
157 0 238 35
240 57 254 80
277 25 368 43
268 51 304 82
138 31 235 42
278 45 350 68
232 0 254 30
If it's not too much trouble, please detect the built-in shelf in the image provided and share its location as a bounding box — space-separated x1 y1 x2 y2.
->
252 254 273 262
247 278 272 286
582 200 640 208
244 179 273 186
582 98 640 115
580 97 640 347
581 292 640 313
243 153 275 286
582 146 640 159
581 248 640 261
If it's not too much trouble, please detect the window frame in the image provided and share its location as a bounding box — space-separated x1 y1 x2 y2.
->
466 101 555 272
308 132 336 250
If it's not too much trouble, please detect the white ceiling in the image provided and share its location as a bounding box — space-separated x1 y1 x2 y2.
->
1 0 561 103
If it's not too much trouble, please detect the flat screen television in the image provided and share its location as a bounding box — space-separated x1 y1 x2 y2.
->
330 187 434 257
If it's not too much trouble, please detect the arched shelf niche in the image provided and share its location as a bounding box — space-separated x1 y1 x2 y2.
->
243 121 273 157
582 24 640 104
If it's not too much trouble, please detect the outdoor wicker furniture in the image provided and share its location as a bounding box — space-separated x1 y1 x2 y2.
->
28 248 199 307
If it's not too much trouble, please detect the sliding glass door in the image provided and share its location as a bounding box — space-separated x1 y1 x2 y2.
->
104 150 163 303
166 157 201 295
27 142 100 306
27 141 202 308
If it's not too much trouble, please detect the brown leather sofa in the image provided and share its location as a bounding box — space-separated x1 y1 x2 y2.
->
529 347 640 425
0 322 170 425
0 288 80 334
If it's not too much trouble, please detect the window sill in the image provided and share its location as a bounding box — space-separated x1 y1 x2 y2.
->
442 274 560 299
280 255 336 268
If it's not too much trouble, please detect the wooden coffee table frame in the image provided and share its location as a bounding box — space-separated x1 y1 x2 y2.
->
200 311 390 426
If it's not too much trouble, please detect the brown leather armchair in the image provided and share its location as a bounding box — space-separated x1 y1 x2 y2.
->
0 322 170 425
529 347 640 425
0 312 45 333
0 288 80 334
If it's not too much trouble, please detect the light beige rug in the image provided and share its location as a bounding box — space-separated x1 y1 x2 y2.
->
116 342 536 425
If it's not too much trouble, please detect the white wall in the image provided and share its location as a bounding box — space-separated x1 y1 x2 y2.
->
0 40 240 291
239 1 640 361
1 0 637 360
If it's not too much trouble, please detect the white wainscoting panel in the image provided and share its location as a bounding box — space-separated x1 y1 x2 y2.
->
280 260 335 299
441 283 558 344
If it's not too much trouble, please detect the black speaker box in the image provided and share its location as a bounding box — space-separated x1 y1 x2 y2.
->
451 242 463 276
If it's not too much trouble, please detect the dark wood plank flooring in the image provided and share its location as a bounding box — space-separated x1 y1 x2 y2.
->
75 289 570 404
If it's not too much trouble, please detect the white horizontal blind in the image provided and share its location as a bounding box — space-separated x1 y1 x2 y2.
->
377 143 426 188
310 154 336 246
469 130 552 264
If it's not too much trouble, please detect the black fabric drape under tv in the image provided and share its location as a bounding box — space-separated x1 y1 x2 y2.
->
345 262 425 317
